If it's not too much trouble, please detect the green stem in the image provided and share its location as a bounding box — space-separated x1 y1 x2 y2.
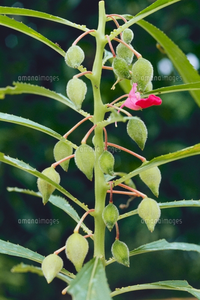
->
90 1 108 260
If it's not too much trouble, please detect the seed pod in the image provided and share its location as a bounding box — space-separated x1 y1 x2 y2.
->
65 233 89 272
75 144 95 180
112 57 131 80
138 197 161 232
99 150 115 176
122 28 134 44
116 43 134 65
127 117 148 150
65 45 85 68
66 77 87 110
102 203 119 231
139 164 162 197
111 239 130 267
42 254 63 283
53 139 73 171
131 57 154 92
144 81 153 92
37 167 60 205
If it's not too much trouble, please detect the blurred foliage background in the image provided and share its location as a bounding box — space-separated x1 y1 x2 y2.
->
0 0 200 299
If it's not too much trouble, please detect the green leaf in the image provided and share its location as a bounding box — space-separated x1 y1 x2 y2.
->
0 152 88 212
0 15 65 56
0 82 90 119
102 49 113 66
137 20 200 106
0 6 89 32
109 0 181 39
114 143 200 186
11 263 72 284
119 199 200 220
7 187 92 235
68 258 112 300
111 280 200 299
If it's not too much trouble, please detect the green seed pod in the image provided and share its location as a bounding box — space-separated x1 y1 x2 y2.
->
144 81 153 92
42 254 63 284
116 43 134 65
65 233 89 272
138 197 161 232
127 117 148 150
122 28 134 44
131 57 154 92
111 239 130 267
102 203 119 231
99 150 115 176
75 144 95 180
53 139 73 171
37 167 60 205
66 77 87 110
112 57 131 80
139 163 162 197
65 45 85 68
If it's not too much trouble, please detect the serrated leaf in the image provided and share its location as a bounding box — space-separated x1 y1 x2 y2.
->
0 15 65 56
137 20 200 106
68 258 112 300
114 143 200 186
111 280 200 299
0 6 89 32
0 152 88 211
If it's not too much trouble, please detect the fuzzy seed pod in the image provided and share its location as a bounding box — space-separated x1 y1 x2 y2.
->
144 81 153 92
65 45 85 68
42 254 63 283
102 203 119 231
112 57 131 80
116 43 134 65
65 233 89 272
127 117 148 150
122 28 134 44
131 57 154 92
75 144 95 180
111 240 130 267
66 77 87 110
53 139 73 171
99 150 115 176
139 164 162 197
37 167 60 205
138 197 161 232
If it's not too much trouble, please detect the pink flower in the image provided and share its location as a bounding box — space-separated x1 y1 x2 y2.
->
120 83 162 110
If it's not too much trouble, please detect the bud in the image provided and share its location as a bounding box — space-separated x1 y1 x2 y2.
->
37 167 60 205
75 144 95 180
112 57 131 80
116 43 134 65
131 57 153 92
122 28 134 44
53 139 73 171
42 254 63 283
98 150 115 176
102 203 119 231
111 240 130 267
66 77 87 110
65 233 89 272
65 45 85 68
138 197 161 232
127 117 148 150
139 164 161 197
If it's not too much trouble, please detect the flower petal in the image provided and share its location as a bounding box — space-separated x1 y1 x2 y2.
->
135 94 162 109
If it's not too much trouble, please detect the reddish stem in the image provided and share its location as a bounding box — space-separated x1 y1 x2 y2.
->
54 245 66 255
107 104 132 117
110 94 129 106
84 234 94 239
106 14 127 23
74 71 93 78
107 142 146 162
115 222 120 240
81 124 97 144
113 37 142 59
63 115 93 139
118 183 147 199
102 66 113 70
103 127 108 150
107 190 137 196
109 182 113 203
72 29 95 46
74 209 95 233
106 35 116 57
51 154 75 169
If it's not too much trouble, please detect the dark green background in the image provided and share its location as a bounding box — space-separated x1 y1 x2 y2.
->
0 0 200 299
